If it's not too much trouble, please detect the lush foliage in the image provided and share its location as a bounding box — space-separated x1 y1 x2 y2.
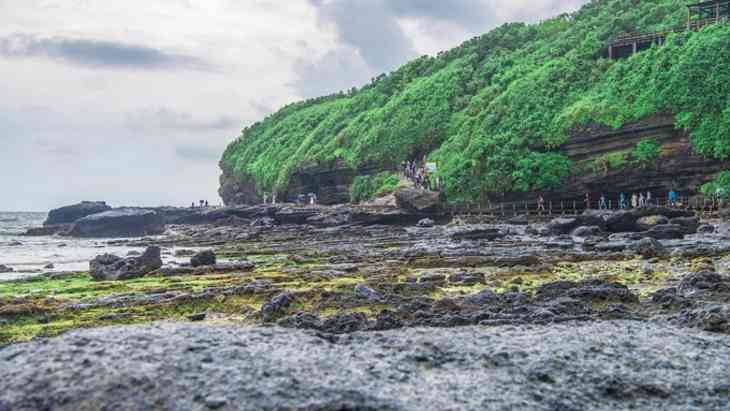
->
582 151 629 175
221 0 730 201
350 172 401 203
631 138 661 165
700 171 730 198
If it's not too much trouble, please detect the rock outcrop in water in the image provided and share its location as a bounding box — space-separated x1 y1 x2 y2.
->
67 208 165 238
43 201 111 226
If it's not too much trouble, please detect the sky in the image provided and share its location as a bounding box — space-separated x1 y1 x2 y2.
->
0 0 587 212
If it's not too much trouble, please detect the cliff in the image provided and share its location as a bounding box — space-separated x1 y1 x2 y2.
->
219 0 730 205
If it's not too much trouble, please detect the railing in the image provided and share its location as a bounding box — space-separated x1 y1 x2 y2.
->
447 195 725 219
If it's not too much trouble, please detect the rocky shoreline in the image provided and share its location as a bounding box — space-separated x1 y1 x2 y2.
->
3 199 730 408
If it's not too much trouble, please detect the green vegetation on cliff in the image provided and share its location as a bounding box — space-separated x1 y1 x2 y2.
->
221 0 730 201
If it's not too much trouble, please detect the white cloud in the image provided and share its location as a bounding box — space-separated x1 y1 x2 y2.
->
0 0 588 211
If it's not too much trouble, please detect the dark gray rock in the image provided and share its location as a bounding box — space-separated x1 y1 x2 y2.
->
44 201 111 226
251 217 277 227
89 246 162 281
642 224 685 240
463 288 497 305
698 224 716 234
354 284 379 301
506 215 529 226
394 188 442 213
1 322 729 411
636 215 669 231
449 227 505 241
190 250 216 267
417 218 435 228
632 238 666 259
669 217 700 235
0 265 13 273
571 226 604 238
546 217 580 235
261 293 293 322
68 209 165 238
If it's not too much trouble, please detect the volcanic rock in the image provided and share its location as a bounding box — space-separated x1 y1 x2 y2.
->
89 246 163 281
68 209 165 238
190 250 216 267
44 201 111 226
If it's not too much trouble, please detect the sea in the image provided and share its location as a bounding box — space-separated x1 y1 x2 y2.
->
0 211 189 281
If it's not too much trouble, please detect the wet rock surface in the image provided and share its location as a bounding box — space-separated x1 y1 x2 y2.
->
6 203 730 408
1 321 730 411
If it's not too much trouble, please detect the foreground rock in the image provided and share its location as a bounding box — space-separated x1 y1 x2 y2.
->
89 246 162 281
43 201 111 226
1 321 729 411
68 208 165 238
0 265 13 273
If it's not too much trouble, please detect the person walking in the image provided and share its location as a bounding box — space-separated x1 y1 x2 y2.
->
599 194 607 210
668 189 677 207
537 195 546 213
631 193 638 209
638 193 645 208
584 192 591 210
619 192 627 209
646 191 652 207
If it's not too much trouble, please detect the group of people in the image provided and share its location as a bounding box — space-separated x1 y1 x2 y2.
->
401 160 441 192
190 200 209 208
534 190 682 212
296 193 318 206
260 192 317 206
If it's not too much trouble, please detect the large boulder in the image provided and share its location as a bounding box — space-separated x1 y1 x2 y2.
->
641 224 685 240
394 188 442 213
0 264 13 273
605 207 695 233
68 209 165 238
89 246 162 281
635 215 669 231
44 201 111 226
547 213 607 235
670 217 700 235
631 238 666 259
190 250 216 267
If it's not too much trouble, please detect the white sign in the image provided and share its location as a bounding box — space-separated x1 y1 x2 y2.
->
425 162 437 173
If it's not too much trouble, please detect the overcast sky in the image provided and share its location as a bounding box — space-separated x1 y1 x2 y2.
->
0 0 586 212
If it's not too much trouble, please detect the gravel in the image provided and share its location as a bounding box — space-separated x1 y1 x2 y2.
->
2 321 730 410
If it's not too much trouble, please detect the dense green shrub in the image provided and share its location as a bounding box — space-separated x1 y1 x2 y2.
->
700 171 730 198
221 0 730 201
631 138 661 165
350 172 401 203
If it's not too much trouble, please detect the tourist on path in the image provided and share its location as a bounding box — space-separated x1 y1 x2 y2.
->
619 192 627 209
646 191 652 206
599 194 607 210
584 193 591 210
631 193 638 209
668 190 678 207
638 193 645 208
537 195 545 213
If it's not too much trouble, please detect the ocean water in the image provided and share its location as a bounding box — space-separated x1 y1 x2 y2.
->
0 212 190 281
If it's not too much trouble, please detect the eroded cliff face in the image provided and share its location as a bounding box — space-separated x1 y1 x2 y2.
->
502 115 730 204
220 115 730 206
219 159 383 206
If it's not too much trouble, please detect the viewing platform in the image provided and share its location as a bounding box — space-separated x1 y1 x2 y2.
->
608 0 730 59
